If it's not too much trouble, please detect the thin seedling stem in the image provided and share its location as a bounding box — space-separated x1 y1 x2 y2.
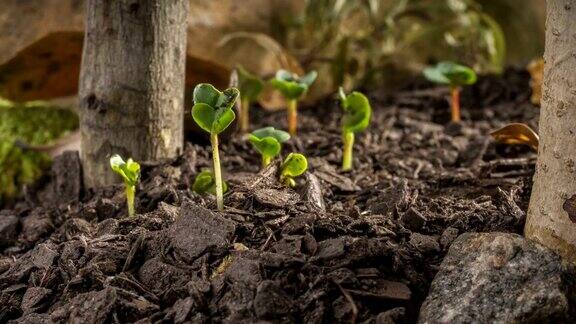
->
450 86 461 122
342 131 354 171
211 133 224 210
287 99 298 136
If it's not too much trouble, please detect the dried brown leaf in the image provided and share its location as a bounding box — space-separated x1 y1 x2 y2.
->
0 32 231 102
490 123 539 151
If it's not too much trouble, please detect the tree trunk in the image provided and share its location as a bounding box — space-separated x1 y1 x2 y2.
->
79 0 187 187
526 0 576 262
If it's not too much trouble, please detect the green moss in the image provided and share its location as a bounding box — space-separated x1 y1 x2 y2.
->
0 98 78 205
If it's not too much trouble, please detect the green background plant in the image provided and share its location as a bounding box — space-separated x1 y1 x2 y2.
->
271 70 318 100
423 61 477 86
249 126 290 167
339 88 371 171
237 66 265 132
0 98 78 206
193 170 228 195
280 152 308 187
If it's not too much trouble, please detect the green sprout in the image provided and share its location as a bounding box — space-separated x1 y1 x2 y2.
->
423 61 477 123
270 70 318 136
193 170 229 195
110 154 140 217
249 127 291 168
339 87 372 171
191 83 239 211
236 66 264 133
279 153 308 187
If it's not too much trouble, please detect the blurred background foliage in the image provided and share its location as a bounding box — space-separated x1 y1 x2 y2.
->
0 0 545 203
274 0 510 92
0 99 78 205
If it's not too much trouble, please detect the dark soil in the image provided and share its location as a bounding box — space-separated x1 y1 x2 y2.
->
0 69 540 323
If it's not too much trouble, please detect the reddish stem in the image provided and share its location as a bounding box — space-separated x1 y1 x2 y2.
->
450 87 461 123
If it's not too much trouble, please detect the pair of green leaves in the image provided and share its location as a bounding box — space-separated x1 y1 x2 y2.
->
192 84 239 134
280 153 308 187
237 66 264 104
192 170 228 195
271 70 318 100
249 127 291 163
423 61 477 87
339 88 372 134
110 154 140 186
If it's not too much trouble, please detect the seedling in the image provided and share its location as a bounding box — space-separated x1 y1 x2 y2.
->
249 126 291 168
490 123 539 151
339 87 372 171
193 170 228 195
110 154 140 217
423 61 477 123
280 153 308 187
191 83 239 210
270 69 318 135
236 66 264 133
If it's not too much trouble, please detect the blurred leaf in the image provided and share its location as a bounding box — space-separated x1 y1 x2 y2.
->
236 66 265 103
280 153 308 187
340 88 372 134
490 123 539 151
219 32 304 75
423 61 477 86
193 170 228 195
0 98 78 205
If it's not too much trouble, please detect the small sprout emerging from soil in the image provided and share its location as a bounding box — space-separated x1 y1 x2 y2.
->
249 126 291 168
192 83 239 210
192 170 228 196
423 61 477 123
280 153 308 187
339 87 372 171
270 69 318 136
236 66 264 133
110 154 140 217
490 123 539 151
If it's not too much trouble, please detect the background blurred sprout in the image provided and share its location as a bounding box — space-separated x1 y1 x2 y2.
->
339 87 372 171
193 170 229 195
110 154 140 217
191 83 239 210
423 61 477 123
270 69 318 136
280 153 308 188
236 66 264 133
249 126 291 168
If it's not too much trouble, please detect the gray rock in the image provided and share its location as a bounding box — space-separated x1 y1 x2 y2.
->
418 232 575 323
410 233 440 254
439 226 459 248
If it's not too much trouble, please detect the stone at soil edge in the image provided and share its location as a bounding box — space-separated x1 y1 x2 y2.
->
418 232 575 323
